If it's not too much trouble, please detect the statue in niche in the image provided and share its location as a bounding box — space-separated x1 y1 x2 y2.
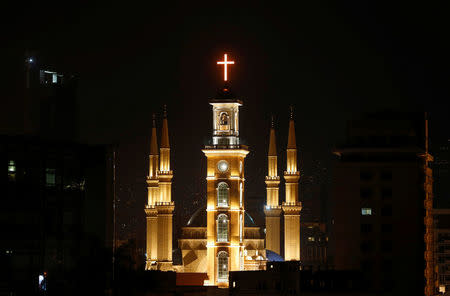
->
220 112 229 125
219 112 230 131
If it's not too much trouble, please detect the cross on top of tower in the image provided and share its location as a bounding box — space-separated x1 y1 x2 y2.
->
217 54 235 81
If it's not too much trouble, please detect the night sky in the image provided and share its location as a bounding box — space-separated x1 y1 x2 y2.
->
2 2 449 240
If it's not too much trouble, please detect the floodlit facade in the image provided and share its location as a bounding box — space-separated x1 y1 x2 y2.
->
145 55 303 287
283 110 302 261
145 109 174 271
264 118 282 255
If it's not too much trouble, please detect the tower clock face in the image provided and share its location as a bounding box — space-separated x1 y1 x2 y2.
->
217 160 229 172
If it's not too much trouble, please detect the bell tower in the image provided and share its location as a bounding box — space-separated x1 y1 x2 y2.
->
202 75 248 286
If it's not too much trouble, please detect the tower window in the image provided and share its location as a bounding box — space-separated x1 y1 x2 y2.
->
217 182 229 207
217 251 228 282
217 214 229 242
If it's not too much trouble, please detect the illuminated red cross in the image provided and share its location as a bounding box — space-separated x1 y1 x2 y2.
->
217 54 235 81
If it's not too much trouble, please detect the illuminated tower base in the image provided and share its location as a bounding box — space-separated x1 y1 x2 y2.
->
145 207 158 270
282 203 301 261
156 203 175 271
264 207 282 255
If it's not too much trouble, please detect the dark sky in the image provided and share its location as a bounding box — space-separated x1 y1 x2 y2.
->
2 1 449 238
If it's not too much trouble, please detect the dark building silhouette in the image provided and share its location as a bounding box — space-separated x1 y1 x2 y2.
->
434 139 450 208
229 261 363 295
434 209 450 294
330 112 434 295
23 55 78 140
301 222 328 268
0 135 113 295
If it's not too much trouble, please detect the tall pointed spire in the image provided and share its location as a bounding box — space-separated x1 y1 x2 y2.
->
146 113 160 269
268 115 277 156
265 115 281 255
161 105 170 148
287 106 296 149
282 105 301 261
150 113 158 155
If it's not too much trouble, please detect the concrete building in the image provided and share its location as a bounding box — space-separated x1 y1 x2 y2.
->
330 112 434 295
0 135 113 295
434 209 450 293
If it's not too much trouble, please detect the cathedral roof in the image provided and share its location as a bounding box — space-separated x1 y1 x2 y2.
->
186 205 256 227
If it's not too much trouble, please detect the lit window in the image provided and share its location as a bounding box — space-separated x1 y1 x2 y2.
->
8 160 16 172
217 251 228 282
46 168 56 187
8 160 16 181
308 236 315 242
217 182 229 207
361 208 372 215
52 73 57 83
217 214 228 242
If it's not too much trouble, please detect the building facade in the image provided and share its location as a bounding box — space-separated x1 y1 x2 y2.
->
331 113 434 295
145 109 174 272
0 135 113 295
145 56 302 287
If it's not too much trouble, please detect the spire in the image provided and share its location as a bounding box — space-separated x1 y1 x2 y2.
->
268 116 277 156
150 113 158 155
287 106 296 149
161 105 170 148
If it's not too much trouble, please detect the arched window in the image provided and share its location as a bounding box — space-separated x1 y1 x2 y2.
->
217 182 229 207
217 214 229 242
217 251 228 282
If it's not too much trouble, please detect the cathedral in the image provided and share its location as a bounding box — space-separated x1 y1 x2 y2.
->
144 54 301 287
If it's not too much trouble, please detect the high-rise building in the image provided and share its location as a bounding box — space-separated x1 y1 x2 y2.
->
330 112 434 295
23 55 78 140
0 135 113 295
